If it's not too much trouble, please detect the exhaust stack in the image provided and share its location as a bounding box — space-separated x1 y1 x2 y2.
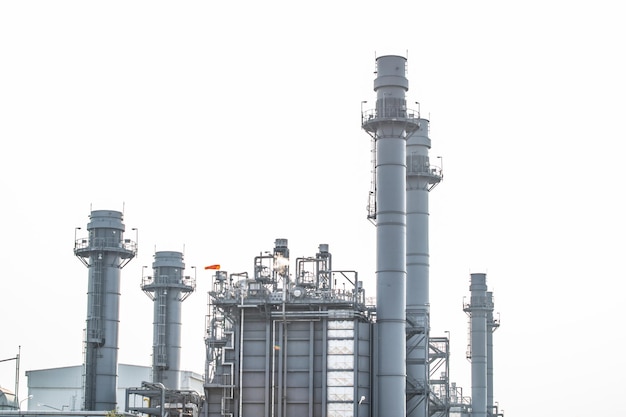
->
141 251 196 389
74 210 136 410
362 54 420 417
464 272 493 417
487 291 500 416
405 62 442 417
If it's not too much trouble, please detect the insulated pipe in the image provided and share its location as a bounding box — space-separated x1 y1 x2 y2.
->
468 273 488 417
74 210 136 411
362 55 414 417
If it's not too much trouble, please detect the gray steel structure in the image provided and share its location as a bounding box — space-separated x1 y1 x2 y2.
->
428 337 450 417
362 54 441 417
463 273 494 417
486 292 499 417
74 210 137 411
361 54 414 417
141 251 196 389
125 382 202 417
203 239 373 417
404 65 441 417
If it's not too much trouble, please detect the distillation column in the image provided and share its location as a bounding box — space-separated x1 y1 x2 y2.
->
74 210 136 411
405 76 442 417
362 55 421 417
464 273 490 417
141 251 195 389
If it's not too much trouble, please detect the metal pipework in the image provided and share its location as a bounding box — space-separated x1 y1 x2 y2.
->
294 243 332 290
362 55 420 417
141 251 195 389
74 209 136 411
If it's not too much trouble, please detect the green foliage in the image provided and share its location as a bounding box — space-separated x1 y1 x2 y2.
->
105 409 123 417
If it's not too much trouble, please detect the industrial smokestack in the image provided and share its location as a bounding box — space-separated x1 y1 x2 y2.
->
464 273 490 417
405 64 442 417
74 210 136 411
362 54 421 417
141 251 195 389
486 291 499 417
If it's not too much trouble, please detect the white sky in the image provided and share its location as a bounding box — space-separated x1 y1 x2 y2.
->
1 1 625 416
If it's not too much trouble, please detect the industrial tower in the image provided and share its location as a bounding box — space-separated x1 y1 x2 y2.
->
486 291 500 417
464 273 500 417
404 60 442 417
141 251 196 389
74 209 137 411
361 54 442 417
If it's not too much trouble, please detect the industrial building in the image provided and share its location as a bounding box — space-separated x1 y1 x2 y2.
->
203 240 371 417
198 54 502 417
24 364 203 412
1 54 502 417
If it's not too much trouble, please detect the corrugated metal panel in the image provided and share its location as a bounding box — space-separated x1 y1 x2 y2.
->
327 401 354 417
327 355 354 370
327 371 354 386
328 329 354 338
328 320 355 330
328 339 354 355
327 386 354 402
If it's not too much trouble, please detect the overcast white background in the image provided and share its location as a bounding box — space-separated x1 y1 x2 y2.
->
1 2 625 416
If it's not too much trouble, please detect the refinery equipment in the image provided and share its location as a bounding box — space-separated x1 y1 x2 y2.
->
204 239 373 417
486 291 500 417
74 210 137 411
360 53 413 417
125 381 202 417
5 55 504 417
464 274 501 417
124 251 203 417
141 251 196 389
361 54 443 417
